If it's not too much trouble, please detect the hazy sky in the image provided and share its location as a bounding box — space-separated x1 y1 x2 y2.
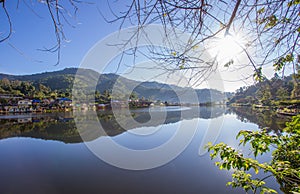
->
0 1 284 92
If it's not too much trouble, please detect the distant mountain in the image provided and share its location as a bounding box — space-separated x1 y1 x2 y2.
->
0 68 231 103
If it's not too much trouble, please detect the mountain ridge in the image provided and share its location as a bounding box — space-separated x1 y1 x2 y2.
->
0 68 231 103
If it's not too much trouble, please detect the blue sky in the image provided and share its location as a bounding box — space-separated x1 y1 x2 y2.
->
0 1 286 92
0 1 122 75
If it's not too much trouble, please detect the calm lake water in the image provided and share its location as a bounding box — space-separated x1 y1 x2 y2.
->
0 106 289 194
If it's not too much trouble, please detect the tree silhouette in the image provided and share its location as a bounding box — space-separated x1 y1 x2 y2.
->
105 0 299 82
1 1 299 81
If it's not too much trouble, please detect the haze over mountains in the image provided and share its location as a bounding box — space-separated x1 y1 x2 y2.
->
0 68 232 103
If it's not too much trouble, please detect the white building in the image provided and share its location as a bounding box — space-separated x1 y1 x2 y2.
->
18 99 32 107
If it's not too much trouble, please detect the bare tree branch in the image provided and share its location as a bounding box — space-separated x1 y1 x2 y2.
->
103 0 299 82
0 1 12 43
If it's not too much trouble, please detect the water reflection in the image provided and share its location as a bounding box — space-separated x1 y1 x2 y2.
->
0 106 292 143
0 112 80 143
0 106 284 194
0 106 227 143
229 106 291 134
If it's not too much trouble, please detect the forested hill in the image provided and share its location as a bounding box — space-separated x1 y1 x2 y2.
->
0 68 82 81
229 74 300 105
0 68 231 103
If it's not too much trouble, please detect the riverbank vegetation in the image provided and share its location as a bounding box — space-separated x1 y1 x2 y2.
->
207 114 300 193
228 70 300 116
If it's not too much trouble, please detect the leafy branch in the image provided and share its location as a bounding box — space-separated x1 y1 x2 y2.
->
207 115 300 193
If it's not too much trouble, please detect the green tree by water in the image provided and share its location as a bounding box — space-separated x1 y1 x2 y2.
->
99 90 112 104
291 66 300 99
276 87 289 101
256 84 272 106
207 115 300 193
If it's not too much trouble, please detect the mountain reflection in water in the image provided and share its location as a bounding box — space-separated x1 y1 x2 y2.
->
0 106 226 143
228 106 291 134
0 106 287 194
0 106 291 144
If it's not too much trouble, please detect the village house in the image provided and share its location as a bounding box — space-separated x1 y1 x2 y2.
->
55 98 73 108
18 99 32 108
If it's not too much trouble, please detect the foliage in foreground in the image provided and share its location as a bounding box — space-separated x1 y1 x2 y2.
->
207 115 300 194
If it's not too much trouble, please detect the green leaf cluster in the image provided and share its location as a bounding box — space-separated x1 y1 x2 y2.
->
207 115 300 193
253 67 264 82
274 54 294 72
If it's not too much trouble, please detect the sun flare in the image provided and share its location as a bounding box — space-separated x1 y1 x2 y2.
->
209 32 246 64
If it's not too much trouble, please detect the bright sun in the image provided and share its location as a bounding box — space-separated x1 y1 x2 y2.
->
209 32 245 64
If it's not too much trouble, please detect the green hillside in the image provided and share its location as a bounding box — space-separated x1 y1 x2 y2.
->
0 68 231 103
229 73 300 106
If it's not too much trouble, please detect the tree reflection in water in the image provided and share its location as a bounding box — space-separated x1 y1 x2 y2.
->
0 106 229 143
2 106 289 143
229 106 291 134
